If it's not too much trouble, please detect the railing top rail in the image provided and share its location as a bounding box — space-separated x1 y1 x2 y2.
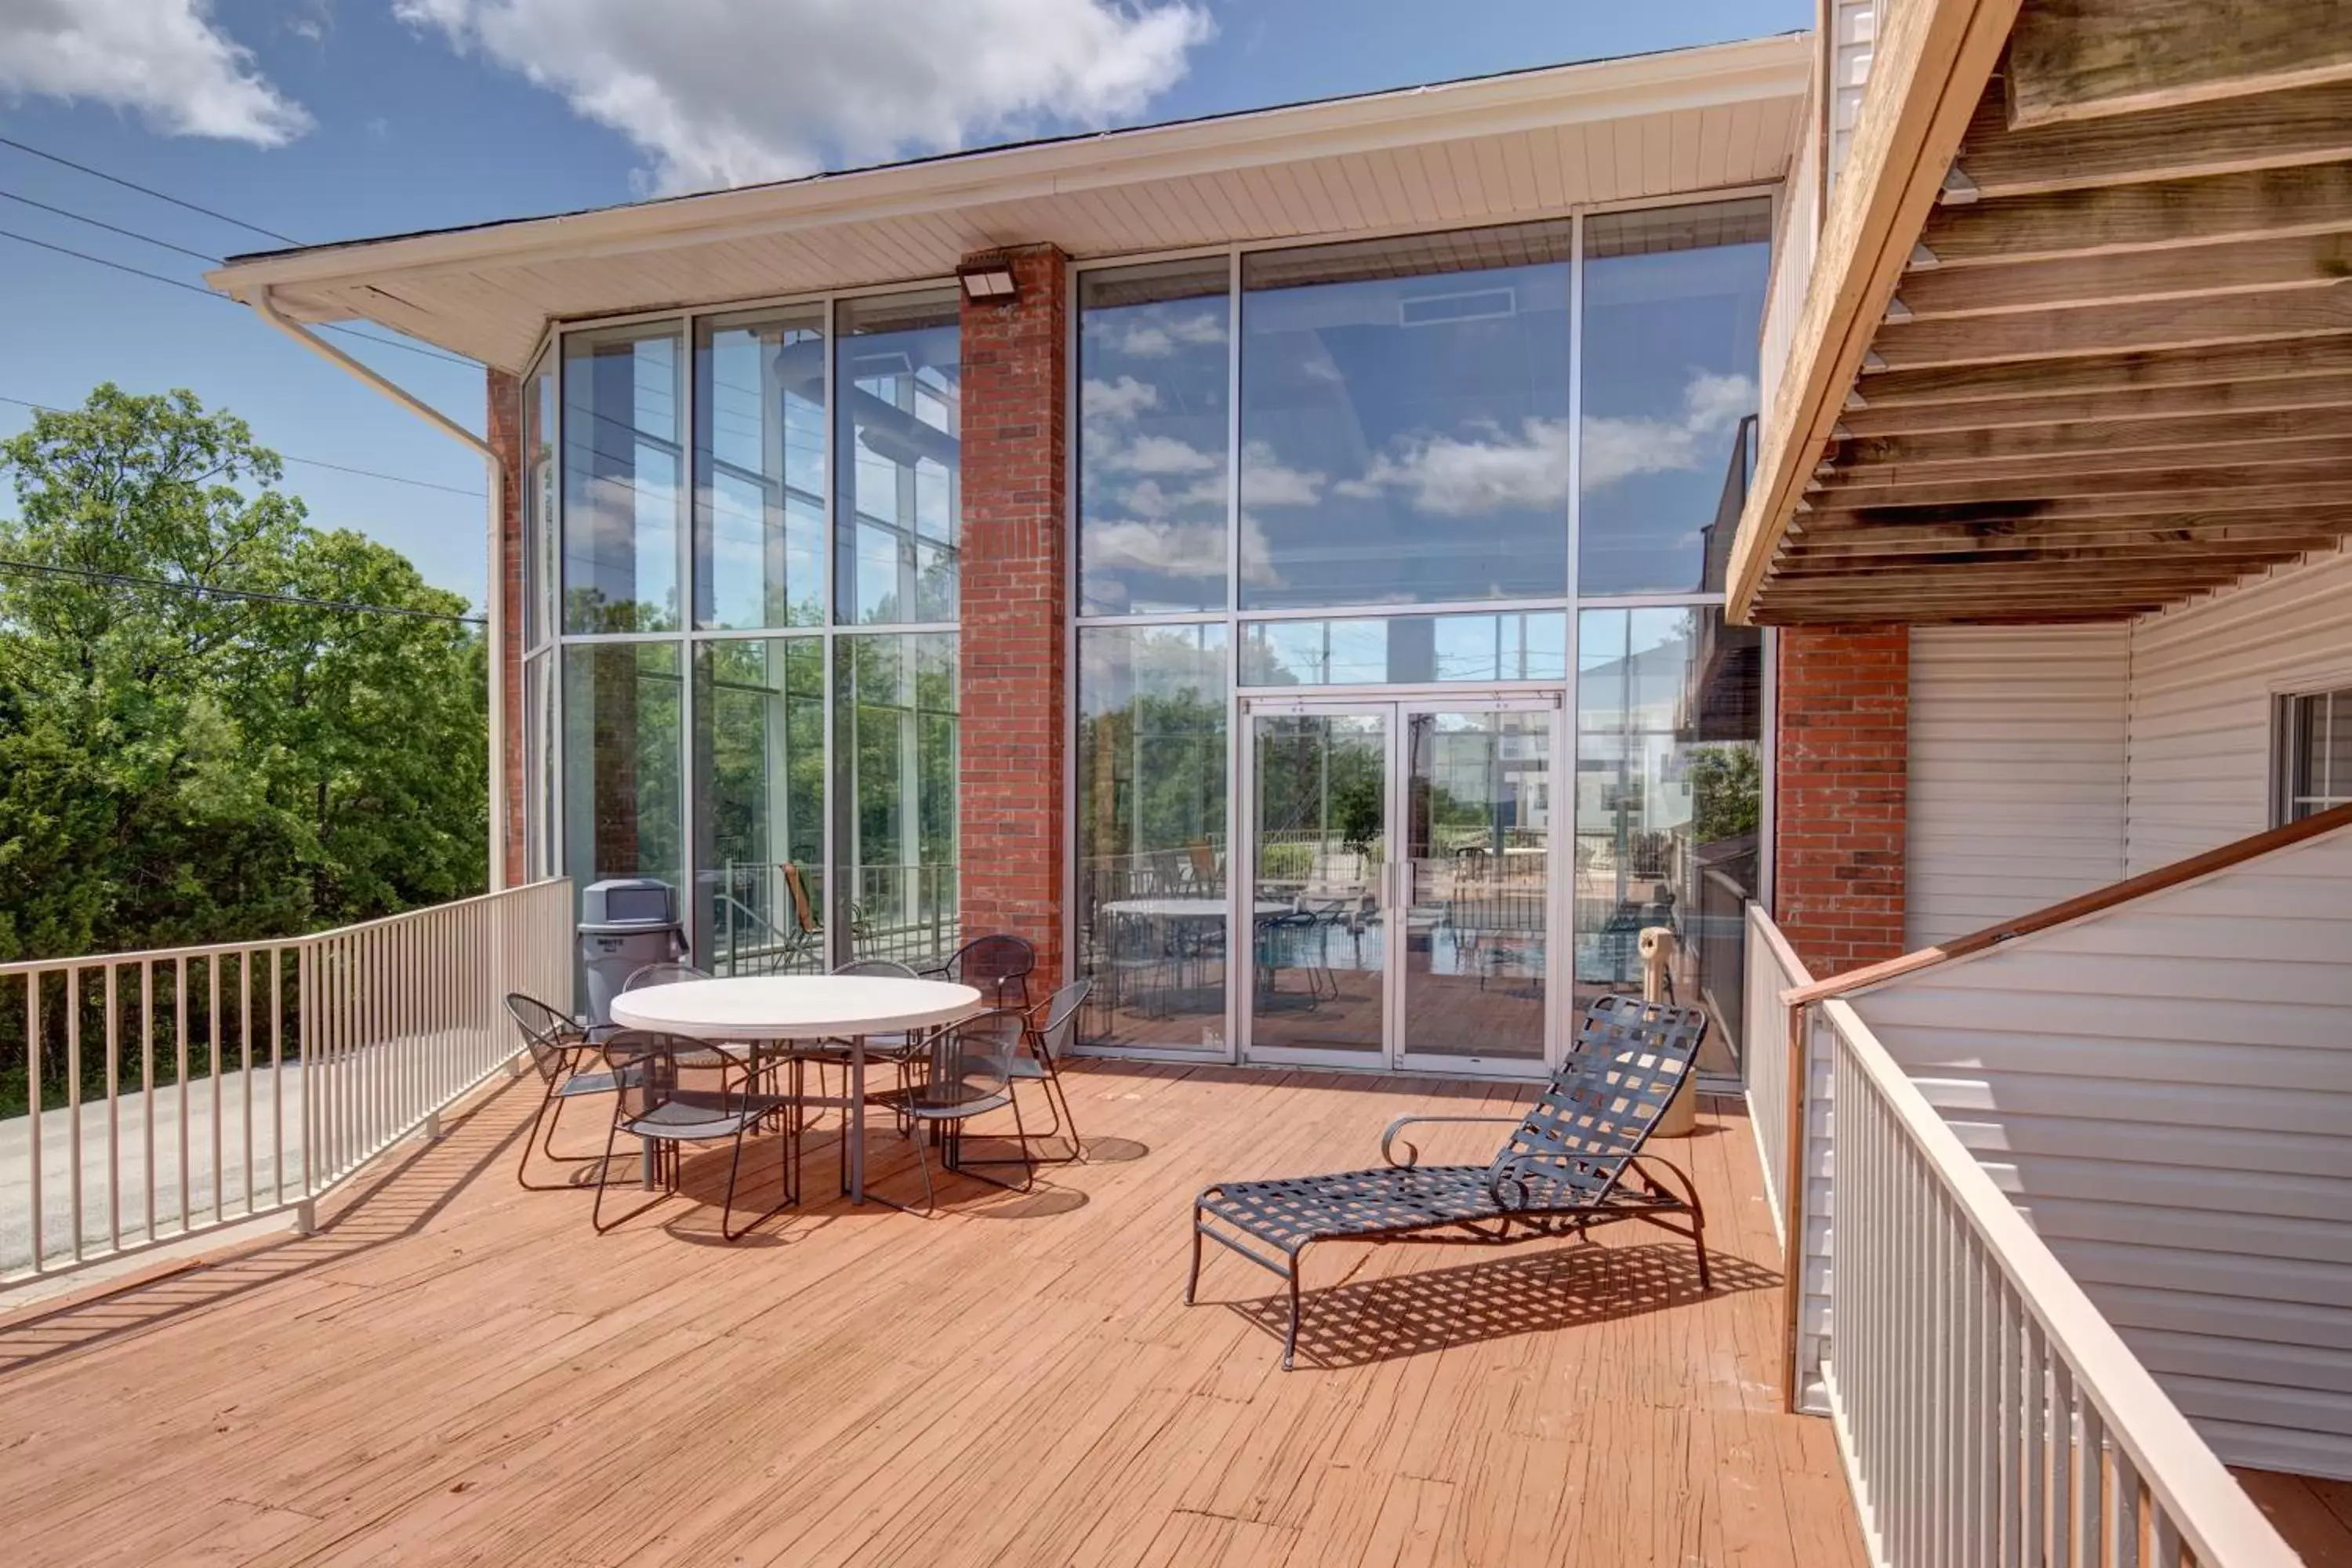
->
1744 902 1814 989
1783 799 2352 1008
0 877 572 978
1819 997 2300 1567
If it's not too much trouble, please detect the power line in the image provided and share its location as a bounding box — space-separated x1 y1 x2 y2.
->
0 227 477 368
0 394 485 497
0 556 483 625
0 187 221 263
0 132 299 245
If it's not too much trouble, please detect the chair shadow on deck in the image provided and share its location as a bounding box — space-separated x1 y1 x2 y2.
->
0 1071 544 1379
1220 1238 1780 1370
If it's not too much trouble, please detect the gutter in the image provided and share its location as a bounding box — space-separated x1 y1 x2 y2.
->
250 287 510 894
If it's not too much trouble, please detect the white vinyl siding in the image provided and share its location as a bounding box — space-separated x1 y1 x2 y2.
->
1850 818 2352 1479
2127 547 2352 873
1905 626 2128 949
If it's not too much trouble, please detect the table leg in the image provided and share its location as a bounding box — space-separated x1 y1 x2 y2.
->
641 1135 658 1190
848 1036 866 1204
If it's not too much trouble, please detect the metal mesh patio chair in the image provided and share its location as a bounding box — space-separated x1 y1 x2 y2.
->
506 992 626 1191
923 934 1035 1008
799 958 928 1148
621 962 735 1073
960 978 1092 1169
866 1006 1035 1214
590 1029 797 1240
1186 994 1711 1368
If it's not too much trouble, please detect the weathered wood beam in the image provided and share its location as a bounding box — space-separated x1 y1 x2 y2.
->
1916 162 2352 267
1759 604 2155 625
1788 503 2352 549
1838 368 2352 435
1851 332 2352 406
1835 408 2352 467
2006 0 2352 128
1955 77 2352 198
1786 528 2345 564
1820 436 2352 494
1825 411 2352 472
1807 464 2352 514
1872 286 2352 371
1896 230 2352 319
1724 0 2023 622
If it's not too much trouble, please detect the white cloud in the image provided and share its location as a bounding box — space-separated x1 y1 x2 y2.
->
1081 375 1159 423
0 0 311 145
1355 417 1571 517
1091 308 1229 359
1238 440 1324 507
398 0 1213 194
1581 369 1758 490
1335 369 1759 514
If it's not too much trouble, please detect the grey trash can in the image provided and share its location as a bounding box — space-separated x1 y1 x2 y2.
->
578 877 687 1026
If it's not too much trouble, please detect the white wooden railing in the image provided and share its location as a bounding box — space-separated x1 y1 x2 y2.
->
1740 903 1813 1246
2 879 572 1284
1810 997 2297 1568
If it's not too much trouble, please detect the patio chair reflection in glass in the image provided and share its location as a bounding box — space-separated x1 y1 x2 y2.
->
1186 995 1711 1368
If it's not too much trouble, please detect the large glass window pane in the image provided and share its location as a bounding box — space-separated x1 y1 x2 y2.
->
834 633 959 964
1079 260 1232 615
1076 623 1229 1048
1241 612 1567 687
523 354 556 649
1573 607 1762 1075
1579 199 1771 594
695 638 826 975
837 292 960 625
563 641 684 906
1239 222 1573 609
695 307 826 629
563 322 683 633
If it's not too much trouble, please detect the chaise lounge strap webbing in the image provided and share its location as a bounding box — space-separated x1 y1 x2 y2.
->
1196 1164 1680 1256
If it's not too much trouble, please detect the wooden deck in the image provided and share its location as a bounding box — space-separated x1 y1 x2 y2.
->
2239 1468 2352 1566
0 1061 1863 1567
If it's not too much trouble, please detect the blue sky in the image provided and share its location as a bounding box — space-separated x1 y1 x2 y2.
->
0 0 1804 610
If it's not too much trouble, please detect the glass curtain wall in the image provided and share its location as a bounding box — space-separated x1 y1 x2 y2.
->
538 289 962 989
1073 197 1770 1065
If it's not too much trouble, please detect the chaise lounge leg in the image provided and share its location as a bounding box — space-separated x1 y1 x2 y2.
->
1281 1252 1303 1371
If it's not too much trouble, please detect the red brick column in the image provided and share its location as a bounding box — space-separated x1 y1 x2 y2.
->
486 368 528 890
957 246 1070 989
1773 624 1908 976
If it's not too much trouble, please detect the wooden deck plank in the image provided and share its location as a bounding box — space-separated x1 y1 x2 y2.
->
0 1065 1863 1567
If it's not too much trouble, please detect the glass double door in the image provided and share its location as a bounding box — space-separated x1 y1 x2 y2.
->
1240 697 1559 1076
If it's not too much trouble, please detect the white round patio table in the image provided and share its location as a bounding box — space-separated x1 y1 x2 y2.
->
608 975 982 1205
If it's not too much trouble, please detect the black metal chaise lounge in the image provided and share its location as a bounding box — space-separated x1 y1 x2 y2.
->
1186 994 1712 1368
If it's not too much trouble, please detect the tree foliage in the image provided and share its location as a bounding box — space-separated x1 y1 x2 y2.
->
0 385 488 964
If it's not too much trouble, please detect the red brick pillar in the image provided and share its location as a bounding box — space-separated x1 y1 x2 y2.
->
1773 624 1908 976
957 246 1070 989
486 368 528 890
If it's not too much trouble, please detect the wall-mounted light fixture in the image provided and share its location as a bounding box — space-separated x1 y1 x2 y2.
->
956 252 1020 304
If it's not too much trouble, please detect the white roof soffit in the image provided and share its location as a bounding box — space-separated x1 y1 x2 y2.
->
205 33 1809 372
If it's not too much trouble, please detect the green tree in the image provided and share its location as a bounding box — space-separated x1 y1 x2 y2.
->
0 385 488 969
1687 744 1762 844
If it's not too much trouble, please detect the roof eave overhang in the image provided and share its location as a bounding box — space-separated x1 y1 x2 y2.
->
205 33 1808 314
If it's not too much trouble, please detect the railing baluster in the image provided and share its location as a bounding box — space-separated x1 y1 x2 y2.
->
175 953 190 1235
105 963 121 1253
27 971 44 1272
241 950 254 1214
209 951 223 1226
271 948 285 1207
141 960 155 1244
67 964 83 1264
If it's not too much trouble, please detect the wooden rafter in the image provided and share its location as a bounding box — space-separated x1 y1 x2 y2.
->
1736 0 2352 625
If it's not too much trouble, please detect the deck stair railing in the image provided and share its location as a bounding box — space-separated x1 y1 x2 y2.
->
1803 991 2296 1567
2 878 572 1286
